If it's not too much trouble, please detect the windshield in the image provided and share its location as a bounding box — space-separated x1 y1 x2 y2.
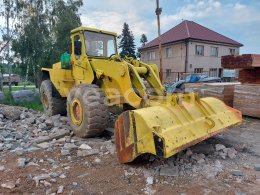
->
84 31 117 57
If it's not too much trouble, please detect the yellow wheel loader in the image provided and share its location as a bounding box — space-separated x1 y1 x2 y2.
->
40 27 242 163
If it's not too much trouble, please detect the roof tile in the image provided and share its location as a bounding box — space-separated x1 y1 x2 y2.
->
141 20 243 50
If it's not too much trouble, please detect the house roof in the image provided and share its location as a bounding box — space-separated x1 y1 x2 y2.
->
140 20 243 50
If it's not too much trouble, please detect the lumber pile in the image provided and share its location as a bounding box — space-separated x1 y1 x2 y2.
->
238 68 260 84
221 54 260 69
185 82 239 107
202 83 238 107
234 84 260 118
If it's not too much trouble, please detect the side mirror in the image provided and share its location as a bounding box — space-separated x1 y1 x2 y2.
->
74 41 82 55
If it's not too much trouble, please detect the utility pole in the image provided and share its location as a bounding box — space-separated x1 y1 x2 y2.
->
156 0 163 82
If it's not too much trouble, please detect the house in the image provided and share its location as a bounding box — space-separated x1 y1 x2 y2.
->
139 20 243 82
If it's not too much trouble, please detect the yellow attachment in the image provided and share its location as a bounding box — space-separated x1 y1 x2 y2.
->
115 94 242 163
70 99 83 126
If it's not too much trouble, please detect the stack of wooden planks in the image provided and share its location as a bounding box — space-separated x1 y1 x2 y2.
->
238 68 260 84
234 84 260 118
202 83 238 107
221 54 260 69
221 54 260 118
185 82 239 107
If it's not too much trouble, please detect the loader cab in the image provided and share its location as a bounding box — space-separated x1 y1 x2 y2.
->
71 27 118 59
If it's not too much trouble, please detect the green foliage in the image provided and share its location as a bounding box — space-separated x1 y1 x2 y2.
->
140 34 148 47
0 85 43 111
11 0 83 83
118 23 136 58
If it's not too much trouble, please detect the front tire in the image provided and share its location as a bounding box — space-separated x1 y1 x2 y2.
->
67 84 108 138
40 80 66 116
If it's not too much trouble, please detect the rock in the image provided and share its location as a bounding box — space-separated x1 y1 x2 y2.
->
77 173 90 178
72 182 77 186
37 142 50 149
61 149 70 156
42 180 52 187
49 172 59 178
0 165 5 171
63 143 78 150
160 166 179 177
45 120 53 127
227 148 237 159
57 185 64 194
146 177 154 185
232 170 244 176
191 153 205 162
17 158 27 168
1 181 16 189
33 174 50 187
186 148 193 156
27 162 39 167
94 158 101 164
77 149 99 157
215 144 226 151
254 164 260 171
1 130 11 138
191 144 215 155
0 106 22 120
79 143 92 150
33 130 70 144
59 174 66 179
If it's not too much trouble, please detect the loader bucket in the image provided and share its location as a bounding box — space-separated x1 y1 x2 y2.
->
114 94 242 163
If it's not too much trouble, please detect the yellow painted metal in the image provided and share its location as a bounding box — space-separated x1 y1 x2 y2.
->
71 26 117 37
115 93 242 163
70 99 83 126
41 26 243 164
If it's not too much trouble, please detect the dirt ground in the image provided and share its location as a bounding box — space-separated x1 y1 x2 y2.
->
0 111 260 194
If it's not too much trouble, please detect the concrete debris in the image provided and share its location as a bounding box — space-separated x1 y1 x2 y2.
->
1 181 16 189
254 164 260 171
232 170 244 177
33 174 50 187
227 148 237 159
77 149 99 157
79 143 92 150
17 158 27 168
160 166 179 177
215 144 226 151
57 185 64 194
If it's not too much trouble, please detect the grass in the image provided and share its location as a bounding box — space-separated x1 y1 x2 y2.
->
0 85 43 111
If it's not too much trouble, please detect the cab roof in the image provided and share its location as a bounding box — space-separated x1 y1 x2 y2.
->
71 27 117 37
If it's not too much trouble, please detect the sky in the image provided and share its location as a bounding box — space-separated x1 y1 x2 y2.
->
79 0 260 54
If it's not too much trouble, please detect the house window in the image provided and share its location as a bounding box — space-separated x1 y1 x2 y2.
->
195 45 204 56
210 68 218 77
194 68 203 73
211 47 218 57
166 69 172 77
147 51 155 60
166 47 173 58
229 48 236 55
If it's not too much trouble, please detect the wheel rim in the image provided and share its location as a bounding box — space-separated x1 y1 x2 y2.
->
70 99 83 126
42 93 49 109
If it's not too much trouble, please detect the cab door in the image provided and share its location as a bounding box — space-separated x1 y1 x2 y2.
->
71 34 85 81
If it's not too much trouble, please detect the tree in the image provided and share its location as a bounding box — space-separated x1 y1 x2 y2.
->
118 23 136 58
140 34 148 47
11 0 83 87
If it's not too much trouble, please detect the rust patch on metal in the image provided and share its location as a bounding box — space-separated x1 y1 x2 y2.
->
114 112 135 163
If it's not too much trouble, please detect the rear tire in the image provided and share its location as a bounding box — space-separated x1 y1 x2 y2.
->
67 84 108 138
40 80 66 116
